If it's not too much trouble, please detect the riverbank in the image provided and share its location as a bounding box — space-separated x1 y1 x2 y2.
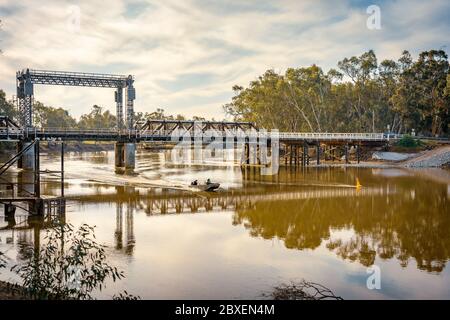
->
319 145 450 169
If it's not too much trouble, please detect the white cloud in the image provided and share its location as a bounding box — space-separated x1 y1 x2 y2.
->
0 0 448 121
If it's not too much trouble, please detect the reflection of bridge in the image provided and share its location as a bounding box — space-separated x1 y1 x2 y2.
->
69 186 390 215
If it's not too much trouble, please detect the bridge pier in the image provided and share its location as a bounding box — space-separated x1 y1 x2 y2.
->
316 144 320 165
344 144 349 164
115 142 136 172
356 145 361 164
4 203 16 216
17 141 35 170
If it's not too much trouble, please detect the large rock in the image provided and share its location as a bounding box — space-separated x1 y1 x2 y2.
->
372 152 416 161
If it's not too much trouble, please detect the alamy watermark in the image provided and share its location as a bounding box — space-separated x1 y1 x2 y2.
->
366 5 381 30
67 5 81 33
366 265 381 290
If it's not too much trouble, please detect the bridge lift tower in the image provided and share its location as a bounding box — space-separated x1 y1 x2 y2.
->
16 68 136 129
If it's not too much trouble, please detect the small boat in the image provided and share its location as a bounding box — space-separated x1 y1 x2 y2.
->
190 181 220 192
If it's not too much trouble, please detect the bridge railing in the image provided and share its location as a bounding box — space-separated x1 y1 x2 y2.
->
278 132 385 140
36 127 119 135
2 127 388 142
20 127 141 139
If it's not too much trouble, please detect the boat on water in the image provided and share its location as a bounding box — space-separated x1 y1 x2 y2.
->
190 183 220 192
190 180 220 192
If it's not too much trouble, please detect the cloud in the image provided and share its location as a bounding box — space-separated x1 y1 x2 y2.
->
0 0 448 120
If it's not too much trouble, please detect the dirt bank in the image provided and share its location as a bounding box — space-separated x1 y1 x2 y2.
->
402 145 450 168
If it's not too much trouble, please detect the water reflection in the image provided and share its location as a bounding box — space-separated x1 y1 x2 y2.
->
5 166 449 274
1 150 450 298
114 201 135 255
57 167 447 274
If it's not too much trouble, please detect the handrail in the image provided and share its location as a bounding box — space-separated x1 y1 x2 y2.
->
28 69 129 80
1 127 391 141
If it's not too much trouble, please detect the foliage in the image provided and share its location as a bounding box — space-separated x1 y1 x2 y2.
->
224 49 450 136
78 105 117 129
266 280 342 300
34 101 77 128
396 135 420 148
11 223 125 300
135 108 187 123
0 89 17 119
0 251 6 270
113 291 141 300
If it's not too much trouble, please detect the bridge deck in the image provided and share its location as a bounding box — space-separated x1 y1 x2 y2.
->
0 127 387 144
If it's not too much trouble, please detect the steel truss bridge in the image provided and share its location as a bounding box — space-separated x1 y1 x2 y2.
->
7 68 387 146
0 118 386 145
16 68 135 129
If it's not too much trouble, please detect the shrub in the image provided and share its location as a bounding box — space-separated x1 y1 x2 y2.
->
396 135 420 148
11 223 127 300
266 280 343 300
0 251 5 269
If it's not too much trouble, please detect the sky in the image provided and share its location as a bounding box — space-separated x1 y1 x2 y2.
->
0 0 449 120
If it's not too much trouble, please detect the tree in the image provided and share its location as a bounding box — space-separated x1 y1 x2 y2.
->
33 101 77 128
11 223 138 300
0 89 17 119
224 49 450 137
78 105 117 129
337 50 380 131
142 108 186 121
392 50 449 136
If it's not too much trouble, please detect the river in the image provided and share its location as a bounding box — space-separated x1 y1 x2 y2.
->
0 149 449 299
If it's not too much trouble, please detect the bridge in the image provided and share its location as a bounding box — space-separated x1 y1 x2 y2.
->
1 117 386 171
16 68 135 129
0 68 391 216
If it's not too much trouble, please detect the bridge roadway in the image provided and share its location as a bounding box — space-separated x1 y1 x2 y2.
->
0 118 388 172
0 126 387 144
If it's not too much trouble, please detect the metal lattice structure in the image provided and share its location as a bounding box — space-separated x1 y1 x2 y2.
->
0 116 21 130
139 119 258 136
16 68 135 129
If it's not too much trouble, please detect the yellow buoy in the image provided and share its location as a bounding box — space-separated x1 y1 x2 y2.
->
356 178 362 189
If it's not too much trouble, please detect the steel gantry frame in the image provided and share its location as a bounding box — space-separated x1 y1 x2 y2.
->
16 68 136 129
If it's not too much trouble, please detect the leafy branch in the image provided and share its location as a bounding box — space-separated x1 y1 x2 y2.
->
11 223 137 300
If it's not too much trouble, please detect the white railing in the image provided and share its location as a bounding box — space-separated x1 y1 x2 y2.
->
36 127 120 135
278 132 385 140
29 69 129 80
1 127 387 141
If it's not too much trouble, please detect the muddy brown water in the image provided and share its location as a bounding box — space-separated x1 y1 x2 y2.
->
0 150 449 299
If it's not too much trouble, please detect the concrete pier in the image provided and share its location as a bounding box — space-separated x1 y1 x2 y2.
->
17 141 35 170
124 143 136 170
115 142 125 168
4 203 16 216
115 142 136 172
